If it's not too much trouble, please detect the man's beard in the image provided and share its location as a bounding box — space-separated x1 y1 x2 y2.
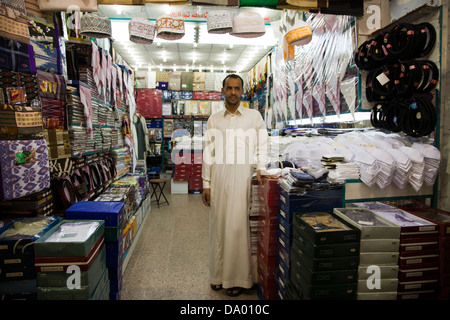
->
226 96 240 107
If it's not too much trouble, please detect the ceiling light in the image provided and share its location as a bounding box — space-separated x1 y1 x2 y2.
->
114 5 122 15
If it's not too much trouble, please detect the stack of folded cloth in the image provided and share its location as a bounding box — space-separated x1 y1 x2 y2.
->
369 148 396 189
399 146 425 192
411 143 440 187
350 147 380 188
321 154 345 169
385 148 412 189
102 127 112 150
327 163 360 183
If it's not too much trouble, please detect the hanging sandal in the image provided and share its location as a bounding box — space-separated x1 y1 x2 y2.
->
227 287 243 297
211 284 222 291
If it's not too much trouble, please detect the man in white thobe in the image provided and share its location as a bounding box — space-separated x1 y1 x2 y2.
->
202 74 268 297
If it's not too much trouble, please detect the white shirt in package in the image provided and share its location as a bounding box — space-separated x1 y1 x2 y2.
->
45 222 100 243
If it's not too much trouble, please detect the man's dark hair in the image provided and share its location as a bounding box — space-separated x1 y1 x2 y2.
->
222 74 244 89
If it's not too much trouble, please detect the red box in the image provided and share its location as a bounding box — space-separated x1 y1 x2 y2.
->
398 267 439 282
261 178 279 194
258 215 278 234
258 228 278 256
400 239 439 253
399 254 440 270
257 242 277 271
372 208 438 236
398 279 438 292
402 206 450 238
258 270 277 300
258 256 277 280
397 290 437 300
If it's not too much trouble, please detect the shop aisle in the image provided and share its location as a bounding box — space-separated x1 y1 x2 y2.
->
121 182 259 300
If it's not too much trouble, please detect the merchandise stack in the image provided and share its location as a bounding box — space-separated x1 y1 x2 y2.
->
287 211 360 300
0 216 59 300
37 70 68 160
249 179 262 257
66 85 89 156
189 150 203 193
257 178 279 300
0 188 54 225
276 180 343 299
398 205 450 300
34 219 109 300
334 206 401 300
171 148 191 194
109 147 132 179
65 202 125 300
370 207 439 300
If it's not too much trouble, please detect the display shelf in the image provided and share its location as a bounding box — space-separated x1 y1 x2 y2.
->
342 179 435 206
122 198 151 274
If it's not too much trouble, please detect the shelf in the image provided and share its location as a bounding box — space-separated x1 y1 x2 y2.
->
342 179 434 205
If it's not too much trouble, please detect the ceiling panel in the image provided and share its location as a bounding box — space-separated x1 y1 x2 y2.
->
99 4 281 73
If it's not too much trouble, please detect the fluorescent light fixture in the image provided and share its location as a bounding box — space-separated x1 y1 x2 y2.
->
287 112 371 125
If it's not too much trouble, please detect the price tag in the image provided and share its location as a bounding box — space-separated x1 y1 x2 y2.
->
376 72 390 86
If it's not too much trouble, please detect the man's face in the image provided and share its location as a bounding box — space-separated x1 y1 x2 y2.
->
222 77 243 108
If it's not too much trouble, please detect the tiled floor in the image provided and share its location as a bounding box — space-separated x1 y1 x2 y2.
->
121 183 259 300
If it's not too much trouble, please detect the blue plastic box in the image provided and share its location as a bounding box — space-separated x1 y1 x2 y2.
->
65 201 124 227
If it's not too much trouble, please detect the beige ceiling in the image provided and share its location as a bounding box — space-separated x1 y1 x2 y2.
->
98 4 282 75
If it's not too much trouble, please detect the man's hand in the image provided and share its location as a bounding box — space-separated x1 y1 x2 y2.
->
257 170 278 185
202 188 211 207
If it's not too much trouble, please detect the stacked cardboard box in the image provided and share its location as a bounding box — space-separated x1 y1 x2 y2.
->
0 188 54 224
288 211 360 300
34 219 109 300
277 184 343 299
249 179 262 256
397 205 450 300
257 178 279 300
0 217 59 300
371 208 439 300
334 207 401 300
189 151 203 193
65 202 125 300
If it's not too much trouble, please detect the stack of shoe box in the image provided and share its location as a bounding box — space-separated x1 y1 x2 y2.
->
257 178 279 300
249 179 262 256
249 179 262 284
370 207 439 300
287 211 360 300
65 201 125 300
0 217 60 300
334 207 401 300
277 184 343 299
188 151 203 193
394 204 450 300
34 219 109 300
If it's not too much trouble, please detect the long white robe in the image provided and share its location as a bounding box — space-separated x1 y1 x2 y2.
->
202 104 268 289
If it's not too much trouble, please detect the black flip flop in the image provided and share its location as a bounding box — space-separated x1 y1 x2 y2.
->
227 287 243 297
211 284 222 291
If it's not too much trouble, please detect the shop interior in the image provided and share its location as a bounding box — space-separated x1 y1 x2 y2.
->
0 0 450 302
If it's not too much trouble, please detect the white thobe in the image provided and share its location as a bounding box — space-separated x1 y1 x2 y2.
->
202 104 268 289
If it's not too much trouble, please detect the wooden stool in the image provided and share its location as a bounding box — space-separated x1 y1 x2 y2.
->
149 179 169 208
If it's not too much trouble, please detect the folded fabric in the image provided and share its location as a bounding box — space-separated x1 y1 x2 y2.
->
37 69 66 100
0 36 36 74
0 139 50 201
0 69 39 104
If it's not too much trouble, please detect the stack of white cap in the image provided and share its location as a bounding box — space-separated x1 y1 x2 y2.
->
385 148 412 189
370 148 396 189
399 146 425 192
412 143 441 186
